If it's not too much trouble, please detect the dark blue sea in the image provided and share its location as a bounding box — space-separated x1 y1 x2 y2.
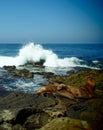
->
0 42 103 95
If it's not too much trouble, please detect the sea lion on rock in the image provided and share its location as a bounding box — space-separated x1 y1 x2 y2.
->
58 76 96 99
37 77 96 100
37 84 63 95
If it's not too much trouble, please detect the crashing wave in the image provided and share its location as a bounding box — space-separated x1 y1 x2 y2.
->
0 42 100 69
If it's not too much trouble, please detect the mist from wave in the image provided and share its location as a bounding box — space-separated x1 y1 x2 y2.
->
0 42 102 69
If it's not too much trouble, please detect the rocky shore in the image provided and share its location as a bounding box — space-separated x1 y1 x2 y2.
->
0 66 103 130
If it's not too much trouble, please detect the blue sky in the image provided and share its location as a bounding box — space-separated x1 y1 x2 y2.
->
0 0 103 43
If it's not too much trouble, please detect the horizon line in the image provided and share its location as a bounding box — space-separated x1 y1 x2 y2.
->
0 42 103 44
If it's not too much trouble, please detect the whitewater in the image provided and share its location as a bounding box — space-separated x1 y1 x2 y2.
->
0 42 103 95
0 42 101 69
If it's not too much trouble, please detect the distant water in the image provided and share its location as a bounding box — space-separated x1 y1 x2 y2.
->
0 42 103 95
0 42 103 69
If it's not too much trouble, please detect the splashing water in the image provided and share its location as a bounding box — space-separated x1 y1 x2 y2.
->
0 42 98 69
18 43 90 68
0 42 102 94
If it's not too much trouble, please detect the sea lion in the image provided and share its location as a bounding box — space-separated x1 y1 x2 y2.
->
37 76 96 99
58 76 96 99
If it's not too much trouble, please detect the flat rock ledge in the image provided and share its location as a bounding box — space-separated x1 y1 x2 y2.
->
0 92 103 130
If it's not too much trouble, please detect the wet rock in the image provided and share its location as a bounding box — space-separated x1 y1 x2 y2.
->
3 66 16 72
24 59 45 67
34 72 54 79
13 69 34 79
3 66 34 79
34 59 45 66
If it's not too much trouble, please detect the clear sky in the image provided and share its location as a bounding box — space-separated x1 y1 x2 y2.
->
0 0 103 43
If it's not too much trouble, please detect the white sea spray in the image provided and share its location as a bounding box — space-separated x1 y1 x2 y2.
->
0 42 100 69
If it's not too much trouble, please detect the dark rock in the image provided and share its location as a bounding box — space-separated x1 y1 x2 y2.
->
0 92 57 111
24 59 45 67
3 66 34 79
13 124 25 130
0 69 103 130
34 59 45 66
24 112 50 129
0 92 58 129
0 91 103 130
13 69 34 79
66 98 103 130
3 65 16 71
34 72 54 79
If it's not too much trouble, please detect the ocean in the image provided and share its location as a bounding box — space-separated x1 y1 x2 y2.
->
0 42 103 95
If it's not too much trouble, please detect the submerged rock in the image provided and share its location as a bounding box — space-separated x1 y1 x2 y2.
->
3 66 34 79
3 65 16 72
34 59 45 66
13 69 34 79
24 59 45 67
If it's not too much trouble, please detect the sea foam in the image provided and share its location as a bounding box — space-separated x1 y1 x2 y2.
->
0 42 97 69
